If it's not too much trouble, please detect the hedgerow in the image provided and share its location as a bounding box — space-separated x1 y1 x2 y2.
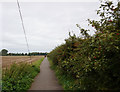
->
48 1 120 90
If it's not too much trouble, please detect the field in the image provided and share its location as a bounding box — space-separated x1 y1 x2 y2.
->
2 56 45 91
1 56 44 68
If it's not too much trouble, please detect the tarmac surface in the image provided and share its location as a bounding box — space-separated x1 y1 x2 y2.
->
29 57 63 90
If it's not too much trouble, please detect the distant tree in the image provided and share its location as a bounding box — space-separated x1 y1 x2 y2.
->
8 53 13 56
21 53 24 56
6 52 47 56
1 49 8 56
25 53 27 56
28 53 31 56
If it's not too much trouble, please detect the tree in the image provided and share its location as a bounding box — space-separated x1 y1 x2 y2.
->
25 53 28 56
1 49 8 56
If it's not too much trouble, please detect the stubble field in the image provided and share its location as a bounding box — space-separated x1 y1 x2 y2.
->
1 56 44 68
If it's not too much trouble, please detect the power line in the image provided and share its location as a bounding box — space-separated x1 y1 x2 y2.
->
16 0 31 60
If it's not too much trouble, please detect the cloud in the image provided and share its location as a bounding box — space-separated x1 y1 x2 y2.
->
0 0 99 3
1 2 100 53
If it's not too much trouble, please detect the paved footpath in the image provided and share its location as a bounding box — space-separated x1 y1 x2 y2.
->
29 57 63 90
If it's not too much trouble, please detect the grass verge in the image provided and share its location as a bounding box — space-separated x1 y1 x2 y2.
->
48 58 75 90
2 57 44 92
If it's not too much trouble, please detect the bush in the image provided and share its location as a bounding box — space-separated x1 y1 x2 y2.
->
48 1 120 90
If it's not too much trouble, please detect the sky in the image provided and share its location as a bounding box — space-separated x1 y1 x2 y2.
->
0 1 102 53
0 0 99 2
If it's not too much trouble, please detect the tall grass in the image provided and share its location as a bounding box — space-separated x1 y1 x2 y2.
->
2 57 44 92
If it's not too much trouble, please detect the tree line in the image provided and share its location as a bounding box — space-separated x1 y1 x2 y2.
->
0 49 47 56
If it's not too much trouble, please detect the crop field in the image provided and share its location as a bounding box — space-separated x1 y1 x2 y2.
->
1 56 44 68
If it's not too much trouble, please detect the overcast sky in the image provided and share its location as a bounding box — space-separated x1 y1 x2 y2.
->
0 1 102 53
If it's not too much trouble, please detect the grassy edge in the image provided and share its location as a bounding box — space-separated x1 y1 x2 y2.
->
47 57 75 90
2 57 44 92
32 57 44 69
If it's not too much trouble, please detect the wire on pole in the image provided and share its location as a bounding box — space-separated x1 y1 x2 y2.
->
16 0 31 63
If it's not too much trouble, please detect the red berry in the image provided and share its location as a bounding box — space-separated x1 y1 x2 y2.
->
98 47 101 50
116 33 119 35
108 20 112 22
94 56 96 59
92 25 94 27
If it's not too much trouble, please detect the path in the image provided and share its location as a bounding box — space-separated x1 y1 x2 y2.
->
29 57 63 90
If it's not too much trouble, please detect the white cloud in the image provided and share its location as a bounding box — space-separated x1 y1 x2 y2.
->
0 0 99 3
1 2 100 53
